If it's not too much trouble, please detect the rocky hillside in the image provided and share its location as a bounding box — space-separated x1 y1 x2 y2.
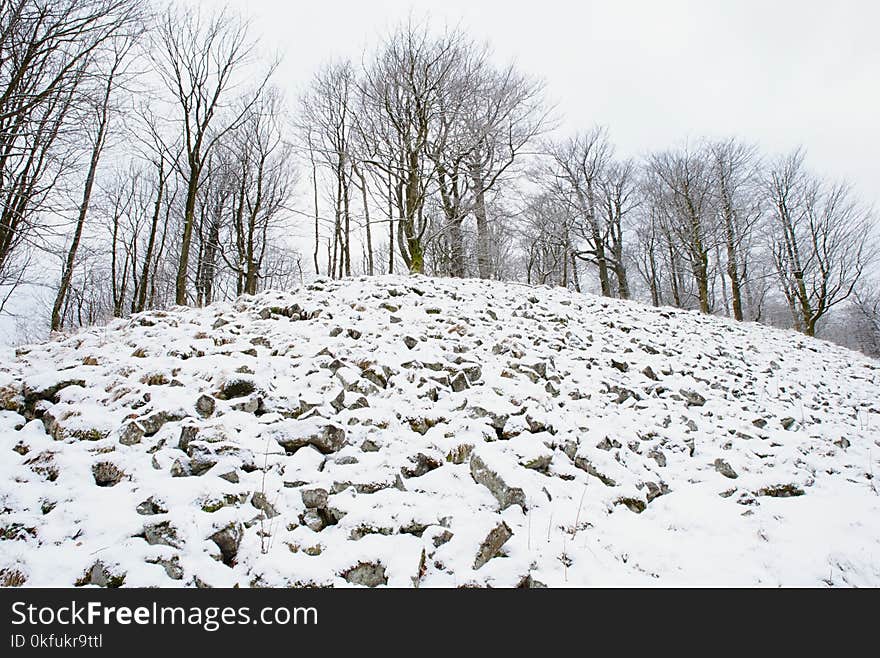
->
1 275 879 587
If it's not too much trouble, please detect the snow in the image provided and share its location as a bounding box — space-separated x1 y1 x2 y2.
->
0 274 878 587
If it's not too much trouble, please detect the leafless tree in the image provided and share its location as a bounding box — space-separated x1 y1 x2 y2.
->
1 1 143 311
358 20 464 274
647 145 717 313
766 149 876 336
221 88 296 295
298 62 356 279
542 127 617 295
152 4 275 306
50 32 141 330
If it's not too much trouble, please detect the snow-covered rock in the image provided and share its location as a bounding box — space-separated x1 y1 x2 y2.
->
1 275 879 587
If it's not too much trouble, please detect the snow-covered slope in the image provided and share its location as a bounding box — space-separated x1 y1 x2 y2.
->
1 275 879 587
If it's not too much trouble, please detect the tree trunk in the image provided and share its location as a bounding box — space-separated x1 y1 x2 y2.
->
354 166 373 276
51 138 102 331
722 206 743 320
50 65 116 330
472 167 491 279
176 163 200 305
133 161 166 314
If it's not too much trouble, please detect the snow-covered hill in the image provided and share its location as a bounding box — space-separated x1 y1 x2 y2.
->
1 275 879 587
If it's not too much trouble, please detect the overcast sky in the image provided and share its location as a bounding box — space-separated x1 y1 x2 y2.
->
191 0 880 205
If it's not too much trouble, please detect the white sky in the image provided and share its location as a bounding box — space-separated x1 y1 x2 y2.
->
191 0 880 206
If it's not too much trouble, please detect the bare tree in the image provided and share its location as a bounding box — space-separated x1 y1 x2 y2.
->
597 159 637 298
1 1 139 309
152 4 275 306
706 139 762 321
221 88 295 295
766 149 876 336
50 32 140 330
542 128 616 295
298 62 356 279
647 145 716 313
359 20 464 274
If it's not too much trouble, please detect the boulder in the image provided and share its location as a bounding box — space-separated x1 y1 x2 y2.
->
474 521 513 569
342 561 387 587
210 523 243 566
92 462 125 487
470 454 526 510
714 458 738 479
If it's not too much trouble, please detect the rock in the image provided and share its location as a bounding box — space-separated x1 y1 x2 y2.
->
42 407 108 442
752 418 768 429
136 497 167 515
143 521 181 548
119 421 145 446
170 459 191 477
647 448 667 467
517 575 548 588
401 453 442 478
610 359 629 373
432 530 454 548
470 454 526 510
77 561 125 588
278 424 347 455
23 378 85 407
231 396 262 414
644 481 670 502
446 444 473 464
780 417 797 430
301 509 326 532
473 521 513 569
342 561 387 587
714 458 738 479
525 415 550 434
188 447 219 476
218 379 255 400
139 409 187 436
25 451 58 481
210 523 243 566
361 439 380 452
756 484 804 498
361 366 388 389
521 453 552 471
403 336 418 350
301 488 328 509
196 395 215 417
251 492 279 518
92 461 124 487
680 389 706 407
462 365 482 383
177 425 200 452
450 372 470 392
330 389 345 413
573 456 617 486
642 366 659 381
834 437 850 449
147 556 183 580
616 497 647 513
596 436 621 451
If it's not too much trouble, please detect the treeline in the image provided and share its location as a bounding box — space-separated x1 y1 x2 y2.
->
1 1 878 353
1 0 298 333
